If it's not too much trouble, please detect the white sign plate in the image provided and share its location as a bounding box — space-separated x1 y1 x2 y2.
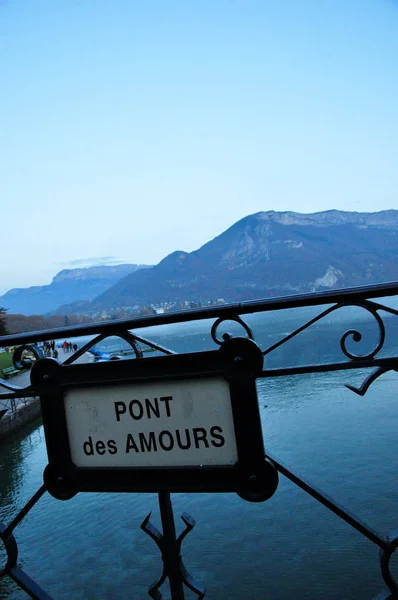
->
64 377 238 468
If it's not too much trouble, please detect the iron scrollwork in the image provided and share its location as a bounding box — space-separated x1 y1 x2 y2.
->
141 501 205 600
12 344 44 371
339 302 386 361
211 315 254 345
379 531 398 598
0 282 397 598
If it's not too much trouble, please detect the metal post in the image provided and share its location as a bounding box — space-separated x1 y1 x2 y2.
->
158 491 185 600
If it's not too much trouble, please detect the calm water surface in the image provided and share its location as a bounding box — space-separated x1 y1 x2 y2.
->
1 308 397 599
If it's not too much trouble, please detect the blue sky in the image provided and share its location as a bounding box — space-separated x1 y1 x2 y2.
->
1 0 397 294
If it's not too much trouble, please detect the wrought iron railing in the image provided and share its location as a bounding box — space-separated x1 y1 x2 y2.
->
0 282 397 599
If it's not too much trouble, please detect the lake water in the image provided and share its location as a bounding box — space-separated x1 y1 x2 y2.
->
1 305 397 599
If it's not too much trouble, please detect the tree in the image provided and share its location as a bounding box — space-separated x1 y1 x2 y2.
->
0 307 9 336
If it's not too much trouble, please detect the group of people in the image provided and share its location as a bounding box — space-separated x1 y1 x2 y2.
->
62 341 78 354
43 340 58 358
41 340 78 359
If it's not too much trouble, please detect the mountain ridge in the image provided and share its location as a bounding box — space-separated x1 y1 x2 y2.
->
55 209 398 315
0 264 151 315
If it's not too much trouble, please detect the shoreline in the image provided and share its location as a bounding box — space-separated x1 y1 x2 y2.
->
0 352 94 440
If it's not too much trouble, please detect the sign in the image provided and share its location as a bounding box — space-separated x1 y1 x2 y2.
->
32 337 278 502
64 378 238 468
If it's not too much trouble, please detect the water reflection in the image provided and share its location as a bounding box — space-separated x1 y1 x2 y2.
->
0 422 43 522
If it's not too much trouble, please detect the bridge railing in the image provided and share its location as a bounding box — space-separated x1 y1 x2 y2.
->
0 281 397 599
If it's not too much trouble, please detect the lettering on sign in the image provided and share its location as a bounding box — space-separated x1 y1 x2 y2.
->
64 378 238 468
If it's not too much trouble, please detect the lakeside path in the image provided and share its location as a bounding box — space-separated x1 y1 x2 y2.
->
0 352 94 409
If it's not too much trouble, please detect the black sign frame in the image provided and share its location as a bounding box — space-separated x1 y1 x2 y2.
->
31 337 278 502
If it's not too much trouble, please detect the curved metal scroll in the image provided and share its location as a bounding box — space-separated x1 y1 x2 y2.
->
211 316 254 345
380 531 398 597
141 509 205 599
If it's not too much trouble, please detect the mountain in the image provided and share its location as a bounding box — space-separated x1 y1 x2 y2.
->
52 210 398 315
0 264 151 315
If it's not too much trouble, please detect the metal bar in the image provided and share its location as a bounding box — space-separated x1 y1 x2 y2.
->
262 304 338 357
266 451 389 550
131 333 177 355
2 485 46 538
366 300 398 316
158 492 185 600
62 333 107 365
0 378 36 400
0 377 32 392
115 331 143 358
1 281 397 346
9 566 55 600
0 389 36 400
259 356 398 378
3 350 397 401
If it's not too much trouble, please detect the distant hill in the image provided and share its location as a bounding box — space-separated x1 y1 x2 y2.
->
0 264 151 315
59 209 398 315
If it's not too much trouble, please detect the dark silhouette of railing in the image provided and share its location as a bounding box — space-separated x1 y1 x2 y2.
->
0 282 397 599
